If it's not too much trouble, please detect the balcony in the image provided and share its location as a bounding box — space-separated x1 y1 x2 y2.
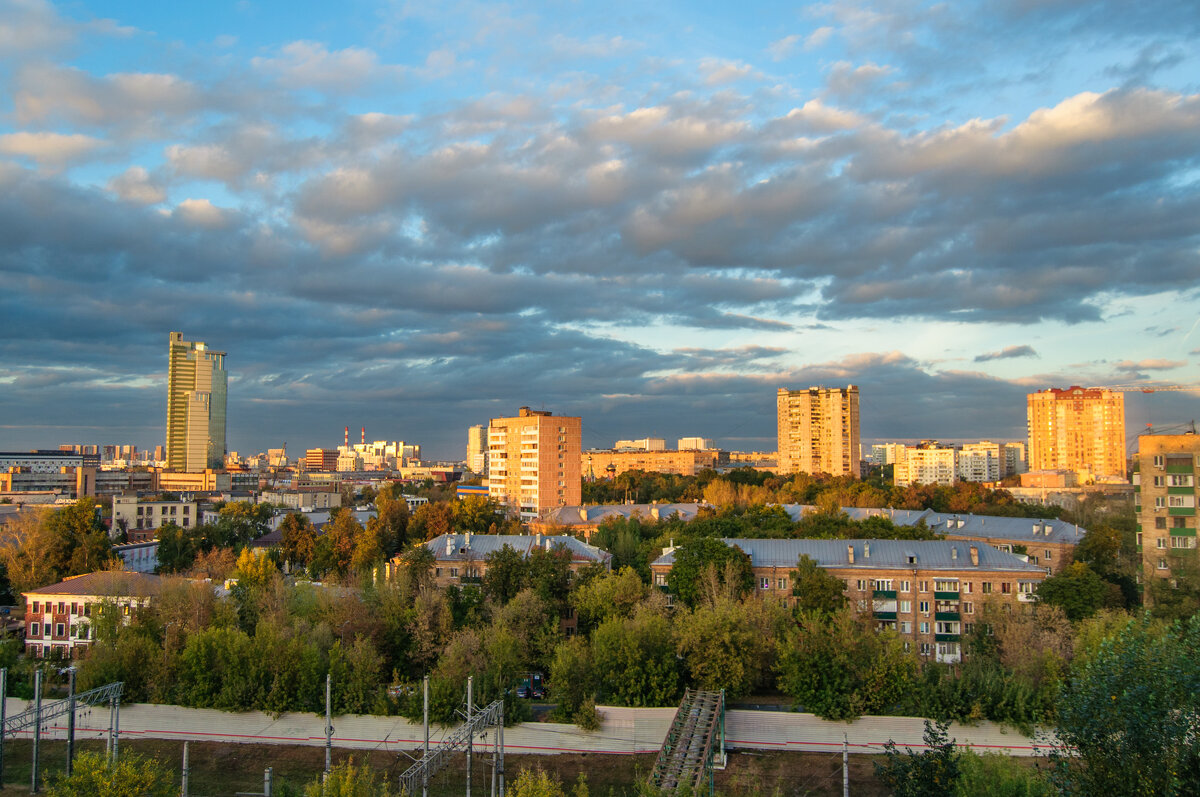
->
934 611 960 621
873 589 897 600
1166 464 1195 474
874 611 897 621
933 591 959 600
934 633 960 642
1169 507 1196 517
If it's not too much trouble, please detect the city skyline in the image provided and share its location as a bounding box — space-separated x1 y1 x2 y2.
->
1 1 1199 460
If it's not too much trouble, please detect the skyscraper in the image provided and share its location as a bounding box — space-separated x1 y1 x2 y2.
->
776 386 861 477
467 424 487 474
1026 387 1125 482
166 331 227 472
487 407 581 520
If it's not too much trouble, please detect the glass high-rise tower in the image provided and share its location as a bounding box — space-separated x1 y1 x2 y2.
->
166 331 227 472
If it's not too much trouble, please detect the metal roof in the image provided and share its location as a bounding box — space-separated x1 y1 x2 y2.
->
424 533 612 565
777 505 1084 544
540 503 709 525
24 571 163 597
652 538 1046 574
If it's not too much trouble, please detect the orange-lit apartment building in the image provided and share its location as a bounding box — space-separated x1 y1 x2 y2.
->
582 448 724 479
777 386 861 477
1135 433 1200 583
488 407 581 520
1027 387 1126 482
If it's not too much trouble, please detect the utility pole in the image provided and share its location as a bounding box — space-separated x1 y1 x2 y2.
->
324 673 333 776
423 675 430 797
66 668 76 777
112 694 120 763
843 732 849 797
182 742 190 797
466 676 473 797
497 700 505 797
31 668 41 794
0 667 7 789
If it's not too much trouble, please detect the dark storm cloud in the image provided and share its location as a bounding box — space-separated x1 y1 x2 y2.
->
975 345 1038 362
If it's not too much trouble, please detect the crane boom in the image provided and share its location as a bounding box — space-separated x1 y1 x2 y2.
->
1087 384 1200 393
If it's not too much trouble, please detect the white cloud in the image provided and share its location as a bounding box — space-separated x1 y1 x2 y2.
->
806 26 835 50
107 166 166 204
767 34 802 62
0 131 105 167
698 57 759 85
173 198 231 228
252 41 401 92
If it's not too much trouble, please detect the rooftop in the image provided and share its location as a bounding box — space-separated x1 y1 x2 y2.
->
24 571 163 598
424 533 612 565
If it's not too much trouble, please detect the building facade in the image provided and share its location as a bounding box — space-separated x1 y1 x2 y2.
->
112 495 199 532
487 407 582 520
467 425 488 474
777 386 861 477
894 443 957 487
1027 387 1126 482
1136 433 1200 583
23 571 162 658
651 538 1047 663
166 332 228 472
305 449 339 471
582 448 724 479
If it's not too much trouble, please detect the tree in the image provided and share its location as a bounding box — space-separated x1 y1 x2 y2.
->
368 494 409 555
409 502 455 541
304 759 394 797
776 608 915 720
675 596 786 698
570 567 648 633
482 544 528 605
279 512 317 566
1035 562 1106 621
508 766 589 797
154 522 197 573
665 538 754 608
592 606 680 707
874 720 960 797
790 555 847 615
46 751 175 797
1050 614 1200 796
549 635 597 719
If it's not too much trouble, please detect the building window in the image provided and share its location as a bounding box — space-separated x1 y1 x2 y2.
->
1155 496 1166 509
856 579 868 591
899 600 912 613
31 601 39 613
1154 455 1164 467
1018 582 1036 594
1157 538 1168 549
919 601 930 614
899 621 912 634
933 579 958 592
760 577 771 590
1170 474 1195 487
919 622 930 634
777 578 788 590
1169 495 1194 508
918 581 928 593
962 582 972 594
655 573 667 586
30 623 40 637
55 623 65 637
1156 517 1168 529
1137 532 1144 546
981 583 993 594
919 643 932 656
1153 475 1165 487
1158 558 1169 570
963 602 973 614
900 580 911 592
1171 536 1196 549
1044 549 1052 559
1000 582 1011 594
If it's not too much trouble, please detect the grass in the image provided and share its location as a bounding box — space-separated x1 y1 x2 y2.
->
0 739 889 795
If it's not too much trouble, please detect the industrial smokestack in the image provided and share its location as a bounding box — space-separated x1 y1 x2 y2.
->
361 426 365 445
344 426 349 448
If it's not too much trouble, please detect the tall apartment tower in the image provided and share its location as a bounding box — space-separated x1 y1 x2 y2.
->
487 407 581 520
1026 387 1126 482
166 332 227 472
776 385 861 477
1136 433 1199 583
466 425 487 475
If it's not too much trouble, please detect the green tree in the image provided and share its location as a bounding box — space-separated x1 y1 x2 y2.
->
368 493 410 555
675 596 785 698
776 608 915 720
954 751 1054 797
46 751 175 797
592 606 680 707
482 544 528 605
154 522 197 573
1035 562 1106 621
665 538 754 608
790 555 847 614
874 720 961 797
1050 613 1200 796
549 635 597 719
570 567 649 633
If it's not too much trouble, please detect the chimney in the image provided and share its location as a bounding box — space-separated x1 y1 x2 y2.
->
969 545 979 566
361 426 365 445
344 426 349 448
464 531 471 548
535 532 543 547
651 506 660 520
579 508 588 522
446 535 455 556
847 544 855 564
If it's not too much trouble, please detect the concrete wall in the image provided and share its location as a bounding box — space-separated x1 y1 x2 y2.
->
2 699 1048 757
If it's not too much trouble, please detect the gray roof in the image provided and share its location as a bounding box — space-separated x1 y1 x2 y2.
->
425 533 612 565
652 538 1046 575
777 505 1085 544
540 503 709 525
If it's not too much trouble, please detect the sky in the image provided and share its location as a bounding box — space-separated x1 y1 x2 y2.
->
1 0 1199 461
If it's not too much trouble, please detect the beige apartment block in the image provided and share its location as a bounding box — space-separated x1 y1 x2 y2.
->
582 448 723 479
1136 433 1200 583
894 444 957 487
777 386 861 477
651 538 1046 663
166 332 227 472
1027 387 1125 482
488 407 581 520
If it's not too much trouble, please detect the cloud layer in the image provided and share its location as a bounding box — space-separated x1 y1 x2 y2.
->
1 0 1198 457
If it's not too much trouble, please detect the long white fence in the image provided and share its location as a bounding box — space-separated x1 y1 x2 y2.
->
1 699 1049 758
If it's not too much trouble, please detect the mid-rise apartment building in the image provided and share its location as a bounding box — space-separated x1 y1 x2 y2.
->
582 448 724 479
651 538 1046 663
166 332 228 472
467 425 488 474
894 443 956 487
777 386 861 477
1136 433 1200 582
112 495 199 532
488 407 581 520
614 438 667 451
23 571 162 658
1027 387 1125 482
305 449 339 471
677 437 714 451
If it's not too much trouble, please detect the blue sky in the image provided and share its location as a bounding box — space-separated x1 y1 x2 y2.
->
1 0 1199 460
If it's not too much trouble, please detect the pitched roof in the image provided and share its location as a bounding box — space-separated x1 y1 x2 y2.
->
24 571 163 598
539 503 709 526
652 538 1046 575
777 505 1085 544
424 533 612 565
